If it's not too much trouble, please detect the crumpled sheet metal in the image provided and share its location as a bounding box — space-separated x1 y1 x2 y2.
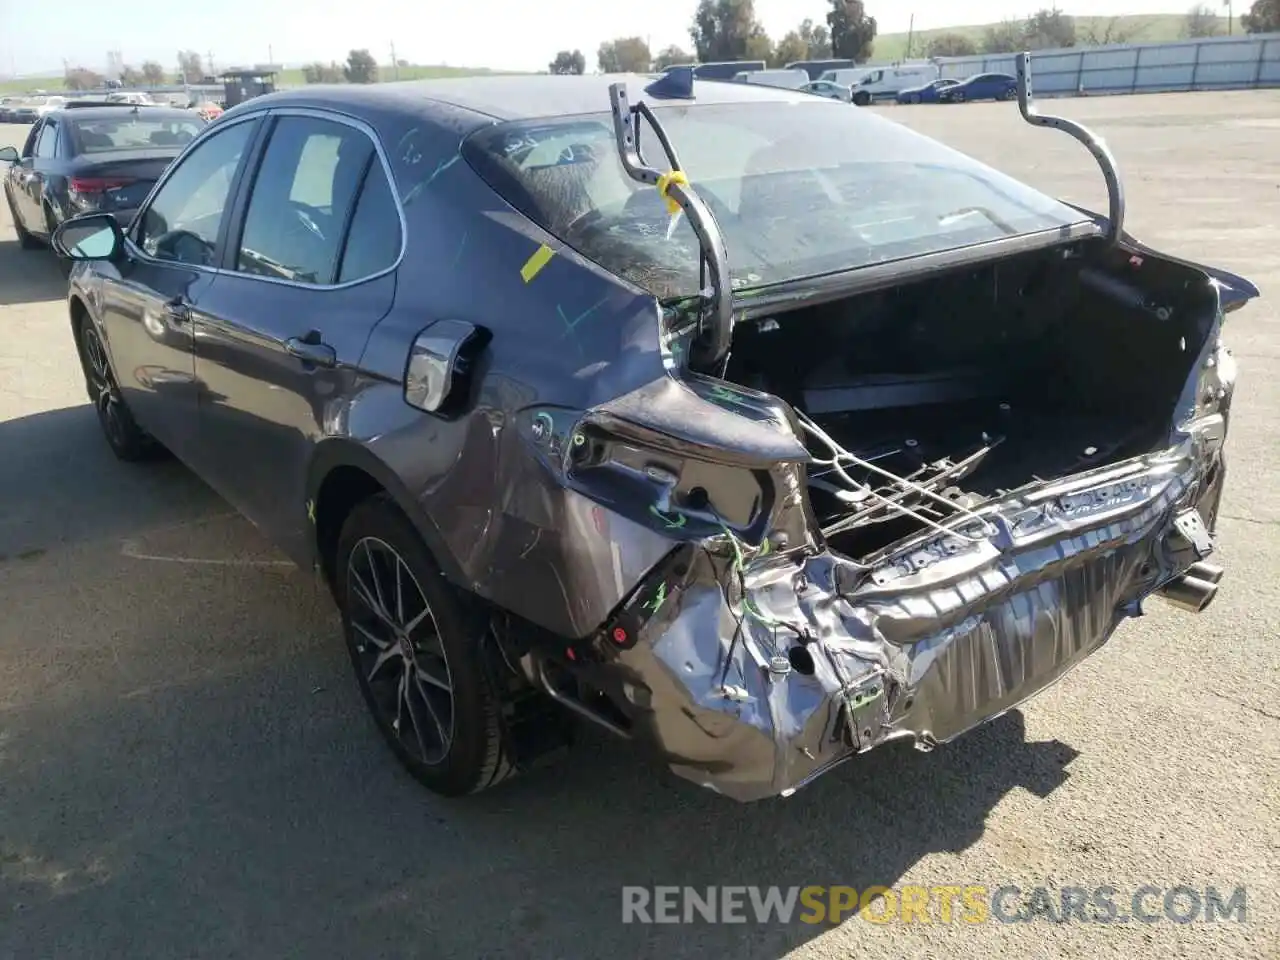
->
612 448 1210 802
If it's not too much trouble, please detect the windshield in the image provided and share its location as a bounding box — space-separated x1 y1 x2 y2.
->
69 115 205 154
463 100 1087 300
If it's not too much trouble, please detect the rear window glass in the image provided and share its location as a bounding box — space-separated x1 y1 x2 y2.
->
463 101 1085 299
69 116 205 154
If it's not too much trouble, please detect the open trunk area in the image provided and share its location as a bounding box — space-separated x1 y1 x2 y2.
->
723 240 1216 559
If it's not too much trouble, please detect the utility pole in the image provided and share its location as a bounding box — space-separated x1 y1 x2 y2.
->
207 50 215 78
1224 0 1234 35
390 41 399 80
268 44 273 66
905 13 915 61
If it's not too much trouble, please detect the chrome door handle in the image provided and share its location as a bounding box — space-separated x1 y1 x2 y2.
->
164 298 191 324
285 336 336 368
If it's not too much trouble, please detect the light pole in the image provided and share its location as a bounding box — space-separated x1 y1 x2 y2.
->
1224 0 1233 35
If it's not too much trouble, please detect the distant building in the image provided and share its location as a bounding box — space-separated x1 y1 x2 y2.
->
220 65 279 107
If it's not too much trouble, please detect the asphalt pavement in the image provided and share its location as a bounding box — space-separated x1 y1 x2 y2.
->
0 92 1277 959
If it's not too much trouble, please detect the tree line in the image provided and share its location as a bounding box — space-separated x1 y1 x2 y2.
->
64 50 209 90
58 0 1280 90
550 0 876 75
551 0 1280 75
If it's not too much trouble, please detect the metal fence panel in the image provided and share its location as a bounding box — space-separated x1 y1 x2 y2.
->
933 32 1280 97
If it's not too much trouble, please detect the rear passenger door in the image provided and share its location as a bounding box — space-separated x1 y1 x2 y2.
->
191 110 402 557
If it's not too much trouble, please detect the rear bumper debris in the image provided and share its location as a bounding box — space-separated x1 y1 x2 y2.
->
600 441 1225 802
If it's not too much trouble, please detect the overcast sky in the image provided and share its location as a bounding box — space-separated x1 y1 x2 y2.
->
2 1 1211 76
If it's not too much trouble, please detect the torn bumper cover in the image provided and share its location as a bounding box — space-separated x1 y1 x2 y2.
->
596 434 1226 803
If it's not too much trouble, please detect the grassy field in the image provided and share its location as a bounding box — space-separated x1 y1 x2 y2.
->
873 13 1233 61
0 63 507 96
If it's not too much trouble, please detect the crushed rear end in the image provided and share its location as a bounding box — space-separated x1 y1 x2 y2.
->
504 62 1258 801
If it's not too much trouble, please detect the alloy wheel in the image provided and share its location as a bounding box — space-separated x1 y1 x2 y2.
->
345 536 455 766
81 325 129 450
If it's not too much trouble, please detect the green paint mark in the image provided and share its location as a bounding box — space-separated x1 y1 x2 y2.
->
649 505 687 530
850 686 883 709
645 582 668 614
558 295 611 338
706 383 758 412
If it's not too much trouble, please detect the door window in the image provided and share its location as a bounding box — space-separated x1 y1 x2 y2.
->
35 121 59 159
234 116 374 285
335 162 401 283
135 118 256 266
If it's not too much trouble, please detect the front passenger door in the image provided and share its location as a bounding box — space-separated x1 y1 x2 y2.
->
97 117 260 458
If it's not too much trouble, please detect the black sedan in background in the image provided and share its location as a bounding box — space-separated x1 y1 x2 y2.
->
0 103 206 252
936 72 1019 103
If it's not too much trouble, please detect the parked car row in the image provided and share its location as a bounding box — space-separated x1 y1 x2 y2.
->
1 101 208 261
2 93 223 124
1 95 69 123
796 66 1019 108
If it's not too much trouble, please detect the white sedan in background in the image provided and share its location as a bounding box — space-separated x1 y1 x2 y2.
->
803 80 853 102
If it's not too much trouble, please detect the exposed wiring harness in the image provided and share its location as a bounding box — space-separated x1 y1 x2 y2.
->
711 517 809 689
795 409 993 546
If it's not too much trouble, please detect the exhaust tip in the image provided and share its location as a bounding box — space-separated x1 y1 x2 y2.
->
1158 574 1219 614
1188 560 1225 585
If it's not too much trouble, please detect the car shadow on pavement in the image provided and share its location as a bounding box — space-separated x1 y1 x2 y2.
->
0 404 1085 960
0 404 227 560
0 239 66 306
0 623 1081 960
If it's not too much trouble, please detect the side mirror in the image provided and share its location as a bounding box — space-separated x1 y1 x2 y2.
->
52 213 123 261
0 145 18 164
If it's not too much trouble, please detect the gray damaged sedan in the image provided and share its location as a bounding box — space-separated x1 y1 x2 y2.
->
50 58 1259 801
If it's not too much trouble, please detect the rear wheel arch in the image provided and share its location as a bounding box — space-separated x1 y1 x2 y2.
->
307 440 466 596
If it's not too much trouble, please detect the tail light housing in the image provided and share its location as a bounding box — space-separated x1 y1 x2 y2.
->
68 176 136 208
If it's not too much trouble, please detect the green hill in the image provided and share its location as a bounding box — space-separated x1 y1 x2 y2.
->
275 64 511 87
873 14 1234 61
0 64 507 96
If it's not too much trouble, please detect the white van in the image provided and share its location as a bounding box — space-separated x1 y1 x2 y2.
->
733 68 811 91
845 63 940 105
817 68 865 88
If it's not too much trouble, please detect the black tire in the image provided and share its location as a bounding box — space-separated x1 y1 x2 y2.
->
336 495 516 797
953 91 967 103
75 316 160 461
5 188 40 250
853 91 872 107
999 88 1016 101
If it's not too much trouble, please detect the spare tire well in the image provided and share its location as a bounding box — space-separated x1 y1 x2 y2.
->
314 465 386 592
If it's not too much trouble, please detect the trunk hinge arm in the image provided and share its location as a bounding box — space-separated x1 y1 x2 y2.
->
1016 52 1126 246
607 81 734 368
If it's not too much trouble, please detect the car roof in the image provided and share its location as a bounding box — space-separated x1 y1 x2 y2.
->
53 105 197 121
236 72 835 125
